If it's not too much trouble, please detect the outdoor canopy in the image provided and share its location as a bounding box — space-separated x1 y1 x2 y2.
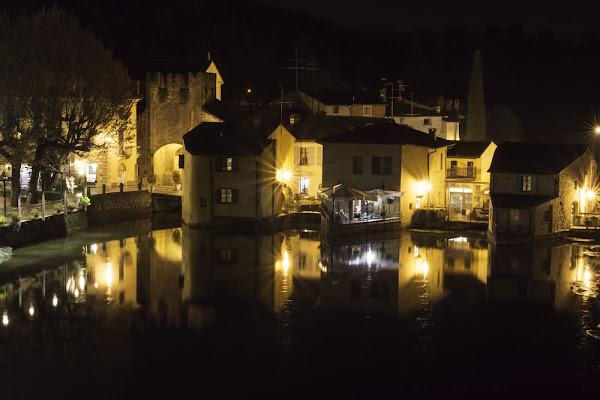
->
318 184 377 202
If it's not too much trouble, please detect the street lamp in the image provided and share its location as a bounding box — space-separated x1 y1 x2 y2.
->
1 171 8 217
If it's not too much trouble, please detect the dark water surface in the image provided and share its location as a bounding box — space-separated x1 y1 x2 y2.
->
1 218 599 398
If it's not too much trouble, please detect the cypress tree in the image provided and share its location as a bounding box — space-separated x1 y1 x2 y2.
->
466 49 486 141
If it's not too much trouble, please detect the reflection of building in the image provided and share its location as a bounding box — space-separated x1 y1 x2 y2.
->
488 142 597 244
488 244 580 309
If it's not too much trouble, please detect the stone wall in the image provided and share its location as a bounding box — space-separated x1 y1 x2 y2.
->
0 211 88 248
88 191 153 222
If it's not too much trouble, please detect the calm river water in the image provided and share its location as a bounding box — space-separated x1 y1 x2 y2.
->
1 217 599 398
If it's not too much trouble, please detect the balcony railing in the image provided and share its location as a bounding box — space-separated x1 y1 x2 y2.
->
447 167 476 179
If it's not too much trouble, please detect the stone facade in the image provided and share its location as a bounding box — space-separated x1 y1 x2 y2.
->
138 72 217 181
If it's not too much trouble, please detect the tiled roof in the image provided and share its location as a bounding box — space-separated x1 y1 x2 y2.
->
488 142 589 174
183 122 265 157
302 89 385 106
319 123 446 148
490 193 557 209
447 141 492 158
286 115 393 141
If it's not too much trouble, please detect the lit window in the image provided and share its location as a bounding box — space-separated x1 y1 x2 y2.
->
509 209 520 224
226 157 233 171
300 177 309 195
218 188 237 204
363 106 372 116
521 176 532 192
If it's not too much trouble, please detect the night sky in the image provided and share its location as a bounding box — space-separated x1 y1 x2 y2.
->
4 0 600 142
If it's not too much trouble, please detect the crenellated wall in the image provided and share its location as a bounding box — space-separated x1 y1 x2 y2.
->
138 71 217 179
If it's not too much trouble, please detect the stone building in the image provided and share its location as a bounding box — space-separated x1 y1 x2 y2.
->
488 142 597 244
136 57 224 186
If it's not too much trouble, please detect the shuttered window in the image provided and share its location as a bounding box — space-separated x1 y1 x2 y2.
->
372 156 392 175
215 156 239 172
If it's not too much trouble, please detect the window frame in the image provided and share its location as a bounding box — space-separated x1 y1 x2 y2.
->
299 147 309 165
352 155 363 174
521 175 532 192
363 105 372 116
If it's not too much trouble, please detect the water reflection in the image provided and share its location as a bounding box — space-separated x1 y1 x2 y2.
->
0 227 599 332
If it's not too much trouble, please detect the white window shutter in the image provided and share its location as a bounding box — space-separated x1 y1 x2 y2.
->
531 176 536 193
317 147 323 166
307 147 314 165
294 147 300 165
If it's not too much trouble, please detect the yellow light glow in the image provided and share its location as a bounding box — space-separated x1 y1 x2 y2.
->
423 261 429 279
595 126 600 134
416 180 431 196
2 313 8 326
247 88 252 93
366 247 373 267
586 189 596 200
74 288 79 297
584 268 591 282
52 294 58 307
94 282 98 289
106 262 113 287
28 305 34 317
276 169 293 183
79 274 85 291
90 244 98 254
282 251 290 275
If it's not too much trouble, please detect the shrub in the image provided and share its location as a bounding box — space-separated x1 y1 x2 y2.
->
30 208 39 218
147 173 157 185
11 213 20 224
79 196 91 207
173 170 181 185
67 203 77 212
53 203 65 213
0 215 6 225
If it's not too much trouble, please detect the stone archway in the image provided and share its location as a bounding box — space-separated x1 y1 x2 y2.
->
153 143 183 185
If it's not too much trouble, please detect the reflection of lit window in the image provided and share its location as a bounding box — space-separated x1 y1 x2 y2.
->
216 249 237 264
414 246 419 258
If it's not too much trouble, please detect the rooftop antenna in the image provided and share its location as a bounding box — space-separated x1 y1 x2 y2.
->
286 48 304 92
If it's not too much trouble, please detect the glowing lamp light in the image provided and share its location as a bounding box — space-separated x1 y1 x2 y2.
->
584 268 591 282
2 312 8 326
417 180 431 196
28 305 35 317
423 261 429 279
595 126 600 134
94 282 98 289
586 189 595 200
276 169 292 183
247 88 252 93
52 294 58 307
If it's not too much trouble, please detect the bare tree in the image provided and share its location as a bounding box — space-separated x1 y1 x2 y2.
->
0 8 133 203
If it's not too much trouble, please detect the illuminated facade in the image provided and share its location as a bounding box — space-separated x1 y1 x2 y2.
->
181 122 281 226
488 142 597 244
445 141 497 215
321 124 448 226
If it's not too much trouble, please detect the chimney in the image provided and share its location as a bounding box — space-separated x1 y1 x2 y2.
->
437 96 445 110
454 99 460 110
445 100 452 111
435 105 441 113
429 128 437 141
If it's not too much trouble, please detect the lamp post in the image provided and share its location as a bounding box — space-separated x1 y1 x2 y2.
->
1 171 7 217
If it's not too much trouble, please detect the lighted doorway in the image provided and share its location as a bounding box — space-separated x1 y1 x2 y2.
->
300 177 309 196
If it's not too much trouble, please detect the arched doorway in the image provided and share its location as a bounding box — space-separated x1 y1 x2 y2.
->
153 144 183 185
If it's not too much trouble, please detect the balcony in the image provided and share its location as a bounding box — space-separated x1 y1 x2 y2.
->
446 167 476 179
117 146 133 160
